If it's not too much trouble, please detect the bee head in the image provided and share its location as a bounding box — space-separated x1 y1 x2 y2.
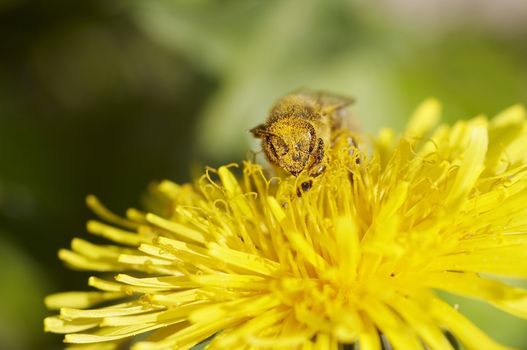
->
251 118 317 176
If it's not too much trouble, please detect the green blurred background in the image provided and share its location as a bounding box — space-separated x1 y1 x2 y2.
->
1 0 527 349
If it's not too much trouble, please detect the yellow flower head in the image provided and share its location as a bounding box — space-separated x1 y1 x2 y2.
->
45 100 527 350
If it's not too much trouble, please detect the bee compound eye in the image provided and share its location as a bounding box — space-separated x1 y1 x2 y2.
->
270 136 289 156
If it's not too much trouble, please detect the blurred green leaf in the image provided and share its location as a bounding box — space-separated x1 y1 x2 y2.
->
0 234 51 350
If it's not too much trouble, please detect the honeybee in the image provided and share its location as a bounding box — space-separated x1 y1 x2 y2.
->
251 90 355 178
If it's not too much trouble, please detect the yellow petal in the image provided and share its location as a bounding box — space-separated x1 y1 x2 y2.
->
87 221 144 246
405 98 441 139
431 298 515 350
422 271 527 319
85 195 138 230
362 296 423 350
45 291 124 310
146 213 206 244
44 316 99 334
445 118 488 206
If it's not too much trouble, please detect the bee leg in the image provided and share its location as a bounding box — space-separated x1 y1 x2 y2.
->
296 179 313 197
349 171 355 185
308 138 326 178
296 139 326 197
348 138 360 185
310 165 326 178
348 136 361 165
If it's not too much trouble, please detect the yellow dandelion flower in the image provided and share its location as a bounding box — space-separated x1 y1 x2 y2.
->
45 99 527 350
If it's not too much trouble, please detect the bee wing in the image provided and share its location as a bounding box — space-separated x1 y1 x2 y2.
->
292 88 354 111
293 88 357 131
